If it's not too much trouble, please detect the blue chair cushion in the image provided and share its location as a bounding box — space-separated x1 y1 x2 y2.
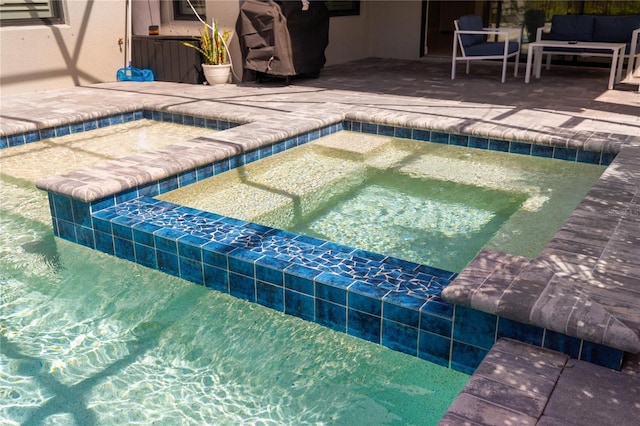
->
458 15 485 47
464 41 519 57
550 15 595 41
593 15 640 43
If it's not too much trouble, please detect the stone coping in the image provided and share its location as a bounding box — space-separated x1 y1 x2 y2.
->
440 339 568 425
439 338 640 425
32 106 622 203
35 111 344 203
344 105 633 153
442 145 640 353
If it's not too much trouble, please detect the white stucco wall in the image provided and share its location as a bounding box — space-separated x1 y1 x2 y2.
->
324 1 424 65
325 2 371 65
0 1 127 96
0 1 429 95
368 1 423 60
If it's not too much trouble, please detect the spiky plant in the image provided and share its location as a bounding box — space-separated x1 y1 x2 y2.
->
183 20 231 65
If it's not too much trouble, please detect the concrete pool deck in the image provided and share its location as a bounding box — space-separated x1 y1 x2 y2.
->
1 57 639 424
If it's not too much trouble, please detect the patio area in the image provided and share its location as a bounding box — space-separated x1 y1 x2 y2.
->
1 57 639 425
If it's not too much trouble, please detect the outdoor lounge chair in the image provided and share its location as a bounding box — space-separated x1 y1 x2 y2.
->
451 14 521 83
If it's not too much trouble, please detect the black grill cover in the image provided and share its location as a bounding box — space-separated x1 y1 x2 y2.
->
238 0 329 77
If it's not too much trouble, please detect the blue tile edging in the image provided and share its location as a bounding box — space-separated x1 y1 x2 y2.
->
344 120 617 166
47 190 624 373
0 109 240 150
4 113 617 168
39 119 624 374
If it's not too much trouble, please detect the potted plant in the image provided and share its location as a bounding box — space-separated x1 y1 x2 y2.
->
183 20 232 85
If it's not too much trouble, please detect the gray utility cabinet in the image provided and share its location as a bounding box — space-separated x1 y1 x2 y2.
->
131 36 204 84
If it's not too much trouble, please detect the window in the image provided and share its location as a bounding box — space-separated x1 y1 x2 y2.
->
0 0 64 26
173 0 205 21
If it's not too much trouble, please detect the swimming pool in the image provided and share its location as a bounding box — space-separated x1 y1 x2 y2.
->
0 187 469 424
0 124 470 425
0 118 217 182
33 111 625 375
158 131 604 273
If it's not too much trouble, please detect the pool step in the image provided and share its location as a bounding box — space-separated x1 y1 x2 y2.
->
92 196 459 361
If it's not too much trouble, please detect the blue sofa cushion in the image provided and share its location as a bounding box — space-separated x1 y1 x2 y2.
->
593 15 640 43
582 45 634 55
543 44 633 55
550 15 595 41
458 15 485 47
464 41 519 57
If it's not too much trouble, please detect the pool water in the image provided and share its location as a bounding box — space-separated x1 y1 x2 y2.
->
160 131 605 272
1 129 470 424
0 119 215 183
285 175 525 273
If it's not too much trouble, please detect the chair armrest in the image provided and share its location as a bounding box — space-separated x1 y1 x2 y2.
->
456 29 518 38
455 29 521 44
504 27 522 43
536 26 550 42
456 29 502 34
632 28 640 56
488 27 523 42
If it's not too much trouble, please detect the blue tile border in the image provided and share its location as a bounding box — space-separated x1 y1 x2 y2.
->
342 120 616 166
46 191 624 374
0 109 239 149
3 114 617 168
39 118 624 374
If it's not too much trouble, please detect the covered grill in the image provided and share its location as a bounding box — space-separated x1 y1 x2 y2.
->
238 0 330 82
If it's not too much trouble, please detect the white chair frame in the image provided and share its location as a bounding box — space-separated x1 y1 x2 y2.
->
628 29 640 81
451 20 522 83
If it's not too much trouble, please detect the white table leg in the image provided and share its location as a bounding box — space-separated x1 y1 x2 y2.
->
534 45 543 79
525 46 534 83
626 52 638 81
608 48 619 90
615 47 624 84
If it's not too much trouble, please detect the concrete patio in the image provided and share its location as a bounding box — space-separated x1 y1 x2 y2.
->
1 57 639 425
